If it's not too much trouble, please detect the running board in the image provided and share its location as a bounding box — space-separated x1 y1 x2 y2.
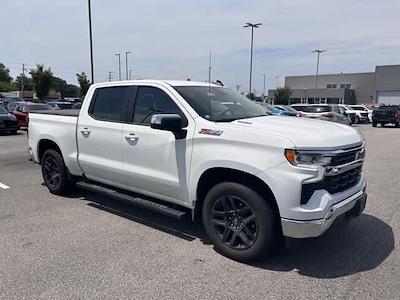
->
76 181 187 220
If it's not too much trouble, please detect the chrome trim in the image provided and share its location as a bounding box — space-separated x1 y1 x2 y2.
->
295 141 365 152
281 183 367 238
325 159 363 176
297 141 365 156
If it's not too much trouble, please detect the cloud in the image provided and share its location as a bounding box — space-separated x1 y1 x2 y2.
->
1 0 399 94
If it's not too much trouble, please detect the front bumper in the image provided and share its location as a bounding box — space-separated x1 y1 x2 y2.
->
281 184 367 238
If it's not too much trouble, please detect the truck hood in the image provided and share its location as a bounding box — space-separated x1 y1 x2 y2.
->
227 116 363 149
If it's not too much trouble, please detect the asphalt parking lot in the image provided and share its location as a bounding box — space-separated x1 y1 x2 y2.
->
0 125 399 299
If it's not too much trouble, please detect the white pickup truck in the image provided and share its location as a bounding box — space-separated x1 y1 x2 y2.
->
28 80 367 262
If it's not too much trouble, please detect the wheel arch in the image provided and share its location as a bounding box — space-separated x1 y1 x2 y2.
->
37 139 62 164
194 167 281 224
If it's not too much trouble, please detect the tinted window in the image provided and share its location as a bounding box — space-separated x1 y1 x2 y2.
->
90 86 129 122
306 106 331 113
291 105 308 111
133 86 186 125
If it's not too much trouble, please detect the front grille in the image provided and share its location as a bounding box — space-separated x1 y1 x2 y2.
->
325 166 362 194
300 166 362 204
330 149 361 166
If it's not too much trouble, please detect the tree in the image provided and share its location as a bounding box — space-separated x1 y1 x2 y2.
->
30 64 53 100
63 84 79 98
274 87 293 105
52 76 68 97
76 72 91 96
0 63 13 83
14 74 34 91
0 81 16 92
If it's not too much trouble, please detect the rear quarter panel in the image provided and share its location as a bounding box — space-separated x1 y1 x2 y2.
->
28 113 81 175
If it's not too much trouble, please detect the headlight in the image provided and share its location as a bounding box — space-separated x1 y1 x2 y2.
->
285 149 332 167
8 113 17 121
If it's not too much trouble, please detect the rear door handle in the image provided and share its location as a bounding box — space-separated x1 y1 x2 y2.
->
125 133 139 143
81 128 91 137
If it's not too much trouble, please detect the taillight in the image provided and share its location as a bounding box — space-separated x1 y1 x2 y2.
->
322 112 333 117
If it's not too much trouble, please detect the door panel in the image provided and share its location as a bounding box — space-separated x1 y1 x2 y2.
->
121 85 193 205
77 86 130 185
77 120 123 184
121 124 190 202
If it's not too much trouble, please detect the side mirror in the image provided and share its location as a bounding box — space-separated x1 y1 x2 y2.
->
150 114 186 139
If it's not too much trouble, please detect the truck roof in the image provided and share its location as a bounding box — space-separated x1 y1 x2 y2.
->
91 80 222 89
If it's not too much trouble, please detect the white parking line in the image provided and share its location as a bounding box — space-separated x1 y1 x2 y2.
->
0 182 10 190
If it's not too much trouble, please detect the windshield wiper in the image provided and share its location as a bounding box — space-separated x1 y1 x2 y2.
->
214 115 267 123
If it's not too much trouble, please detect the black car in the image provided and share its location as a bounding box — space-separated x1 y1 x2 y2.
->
372 105 400 127
0 105 18 135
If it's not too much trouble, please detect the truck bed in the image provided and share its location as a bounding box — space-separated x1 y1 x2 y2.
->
30 109 80 117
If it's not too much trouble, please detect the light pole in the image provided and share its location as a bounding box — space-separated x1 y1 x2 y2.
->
125 51 131 80
243 22 262 99
312 49 326 103
115 53 121 81
87 0 94 83
262 73 266 100
129 69 134 80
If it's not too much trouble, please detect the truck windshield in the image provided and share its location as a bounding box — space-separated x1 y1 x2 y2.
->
174 86 267 122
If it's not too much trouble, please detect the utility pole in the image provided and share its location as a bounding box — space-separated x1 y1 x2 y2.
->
129 69 134 80
125 51 131 80
243 22 262 99
208 50 212 83
115 53 121 81
87 0 94 83
312 49 326 103
21 64 25 99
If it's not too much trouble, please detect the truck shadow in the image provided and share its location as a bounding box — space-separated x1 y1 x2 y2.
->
252 214 394 278
72 190 394 279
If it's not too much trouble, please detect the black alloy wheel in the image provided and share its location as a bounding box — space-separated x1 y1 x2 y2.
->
41 149 72 195
211 195 258 250
43 155 61 190
202 182 279 262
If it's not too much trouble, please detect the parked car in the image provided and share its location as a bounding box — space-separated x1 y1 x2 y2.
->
258 103 297 116
372 105 400 127
7 101 25 113
13 102 52 128
46 101 74 110
0 105 18 135
290 104 352 125
349 105 373 123
71 102 82 109
28 80 366 262
338 105 369 124
2 97 24 107
274 105 300 116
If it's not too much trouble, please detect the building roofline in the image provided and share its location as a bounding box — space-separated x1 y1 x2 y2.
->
286 71 375 78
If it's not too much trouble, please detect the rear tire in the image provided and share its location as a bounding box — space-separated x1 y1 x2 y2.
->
381 123 386 127
41 149 72 195
372 121 377 127
202 182 279 262
354 116 360 124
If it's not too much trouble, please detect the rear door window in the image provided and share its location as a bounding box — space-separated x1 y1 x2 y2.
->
90 86 130 122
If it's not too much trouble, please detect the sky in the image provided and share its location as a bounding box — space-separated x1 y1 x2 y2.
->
1 0 400 94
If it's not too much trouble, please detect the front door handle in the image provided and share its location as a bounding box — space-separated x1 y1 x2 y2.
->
125 133 139 144
81 128 91 137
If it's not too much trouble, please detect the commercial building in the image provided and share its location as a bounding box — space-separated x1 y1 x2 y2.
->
268 64 400 105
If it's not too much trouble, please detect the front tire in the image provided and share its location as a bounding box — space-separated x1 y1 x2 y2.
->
41 149 72 195
202 182 279 262
372 121 377 127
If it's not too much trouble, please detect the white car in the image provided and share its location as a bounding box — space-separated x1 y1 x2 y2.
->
339 104 369 123
28 80 367 262
349 105 373 123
